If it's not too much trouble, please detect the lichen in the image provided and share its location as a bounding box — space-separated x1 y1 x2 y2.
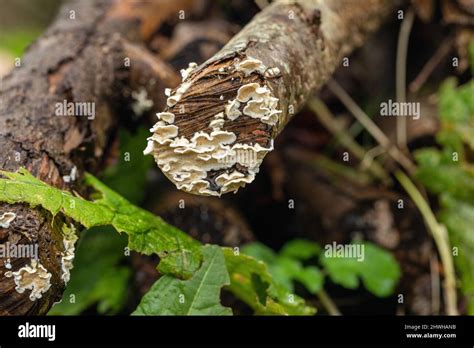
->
10 259 52 301
0 212 16 228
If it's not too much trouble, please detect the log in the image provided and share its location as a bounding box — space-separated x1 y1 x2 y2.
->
145 0 398 196
0 0 197 315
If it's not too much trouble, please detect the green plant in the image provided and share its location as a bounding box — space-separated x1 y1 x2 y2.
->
414 58 474 313
0 168 314 315
243 239 401 300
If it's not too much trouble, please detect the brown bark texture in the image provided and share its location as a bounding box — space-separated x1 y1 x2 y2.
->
146 0 398 197
0 0 194 315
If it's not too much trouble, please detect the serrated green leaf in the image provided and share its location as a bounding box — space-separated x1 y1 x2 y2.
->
223 248 316 315
0 168 315 315
414 161 474 204
244 241 324 296
416 70 474 314
293 266 324 294
0 168 202 278
133 245 232 315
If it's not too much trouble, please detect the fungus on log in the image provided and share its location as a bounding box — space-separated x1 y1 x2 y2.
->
146 0 397 196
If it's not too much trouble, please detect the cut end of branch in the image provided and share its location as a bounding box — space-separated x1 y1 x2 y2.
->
145 56 283 196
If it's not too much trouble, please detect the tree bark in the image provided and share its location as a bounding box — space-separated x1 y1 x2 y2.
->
146 0 399 197
0 0 196 315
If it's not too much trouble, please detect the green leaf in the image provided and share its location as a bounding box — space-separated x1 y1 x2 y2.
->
269 257 302 293
241 242 277 265
415 149 474 204
0 168 202 278
133 245 232 315
294 266 324 294
223 248 316 315
243 241 324 296
415 71 474 313
320 253 360 290
321 242 401 297
0 168 315 315
0 29 42 56
279 239 321 261
48 227 130 315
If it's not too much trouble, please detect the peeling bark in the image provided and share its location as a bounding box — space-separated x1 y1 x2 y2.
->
146 0 398 196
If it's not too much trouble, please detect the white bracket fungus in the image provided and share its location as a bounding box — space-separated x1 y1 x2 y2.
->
0 212 16 228
145 57 282 196
8 260 52 301
236 57 267 76
62 165 77 183
60 225 78 284
131 88 153 115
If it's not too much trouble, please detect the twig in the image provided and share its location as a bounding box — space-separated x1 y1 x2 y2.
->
409 38 453 93
395 171 458 315
317 289 342 316
360 145 385 172
396 8 415 149
307 97 389 182
327 79 416 174
430 253 441 315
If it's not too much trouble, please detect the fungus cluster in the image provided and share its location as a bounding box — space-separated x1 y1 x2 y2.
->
0 212 16 228
144 57 282 196
60 225 78 284
5 260 52 301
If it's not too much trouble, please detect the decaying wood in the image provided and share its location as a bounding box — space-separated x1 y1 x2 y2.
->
0 0 197 315
145 0 398 197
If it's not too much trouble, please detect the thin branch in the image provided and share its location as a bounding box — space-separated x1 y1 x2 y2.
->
327 79 416 174
409 37 453 93
396 8 415 149
307 97 389 182
430 253 441 315
395 171 458 315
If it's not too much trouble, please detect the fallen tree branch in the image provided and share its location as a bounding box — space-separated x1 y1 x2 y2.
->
145 0 398 196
